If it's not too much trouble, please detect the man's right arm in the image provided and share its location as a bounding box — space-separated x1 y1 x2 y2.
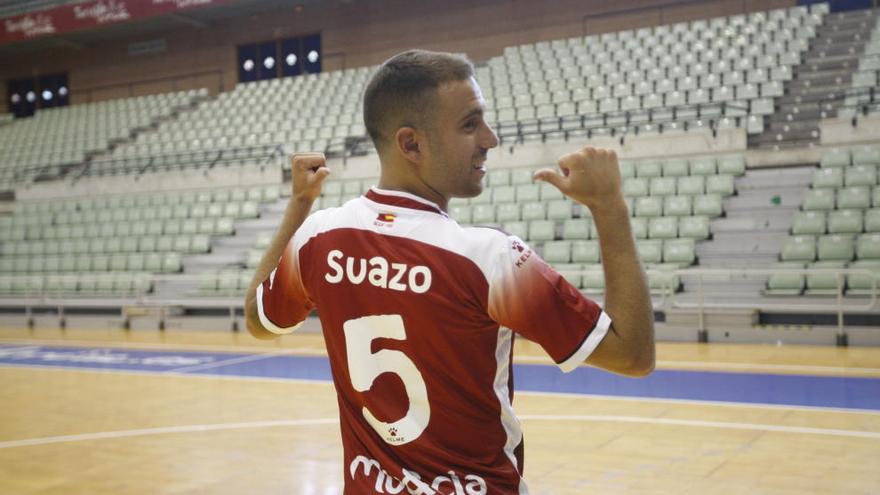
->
244 153 329 340
534 147 655 377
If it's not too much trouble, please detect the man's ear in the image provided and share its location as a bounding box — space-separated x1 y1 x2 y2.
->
395 127 423 163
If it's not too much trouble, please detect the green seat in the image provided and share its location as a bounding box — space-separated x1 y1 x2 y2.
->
75 254 92 272
635 160 662 178
663 238 695 266
856 233 880 259
247 186 264 202
852 146 880 167
528 220 555 241
162 253 182 273
197 218 215 235
636 239 663 264
77 273 97 293
157 236 175 252
865 209 880 232
571 240 600 263
801 189 835 211
817 234 855 261
837 186 871 210
648 217 678 239
139 236 157 252
217 271 239 294
689 157 717 176
677 176 705 195
791 211 826 235
516 184 540 203
693 194 723 217
127 253 145 272
223 203 241 218
647 265 681 294
510 168 533 185
104 238 122 253
827 210 863 234
216 217 235 235
718 155 746 175
706 174 735 196
630 217 648 239
649 177 677 196
821 148 850 168
492 186 515 204
471 204 495 224
206 204 224 218
805 261 847 295
109 254 127 271
539 183 564 201
91 255 110 271
495 203 519 222
623 178 649 197
546 200 572 220
765 262 805 295
663 196 692 217
812 167 843 189
542 241 571 263
502 222 527 240
662 159 689 177
845 165 877 187
488 169 511 187
634 197 663 217
191 235 210 253
581 265 605 294
847 260 880 294
562 218 591 240
521 203 546 221
781 236 816 262
618 161 635 179
322 181 342 197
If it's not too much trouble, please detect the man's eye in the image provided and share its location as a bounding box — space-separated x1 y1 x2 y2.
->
464 120 478 130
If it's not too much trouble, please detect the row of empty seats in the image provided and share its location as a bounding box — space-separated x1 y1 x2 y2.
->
0 89 207 188
0 272 154 296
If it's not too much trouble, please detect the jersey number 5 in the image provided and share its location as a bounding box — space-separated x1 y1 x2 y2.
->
343 314 430 445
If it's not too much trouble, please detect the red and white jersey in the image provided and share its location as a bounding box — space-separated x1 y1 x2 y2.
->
257 187 611 494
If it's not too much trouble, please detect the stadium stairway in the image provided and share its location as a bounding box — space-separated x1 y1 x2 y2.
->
679 165 814 298
749 7 879 149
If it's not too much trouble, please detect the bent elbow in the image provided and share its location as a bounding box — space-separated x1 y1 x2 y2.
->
620 348 655 377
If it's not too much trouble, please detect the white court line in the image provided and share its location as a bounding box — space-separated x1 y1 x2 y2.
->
4 338 880 376
0 418 339 450
2 413 878 451
166 351 289 374
4 363 880 416
518 415 880 440
514 354 880 375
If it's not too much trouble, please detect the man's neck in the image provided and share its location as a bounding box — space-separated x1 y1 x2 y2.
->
376 176 449 212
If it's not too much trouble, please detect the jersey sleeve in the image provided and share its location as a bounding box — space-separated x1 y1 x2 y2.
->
487 235 611 372
255 237 314 335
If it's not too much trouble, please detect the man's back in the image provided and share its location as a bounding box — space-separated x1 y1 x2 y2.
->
257 187 610 494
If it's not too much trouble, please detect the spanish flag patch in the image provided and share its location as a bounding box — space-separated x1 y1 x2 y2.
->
376 213 396 223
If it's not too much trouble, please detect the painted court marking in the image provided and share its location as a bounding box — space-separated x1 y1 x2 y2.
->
1 414 878 451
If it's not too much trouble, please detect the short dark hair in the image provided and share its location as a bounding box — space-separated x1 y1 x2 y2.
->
363 49 474 153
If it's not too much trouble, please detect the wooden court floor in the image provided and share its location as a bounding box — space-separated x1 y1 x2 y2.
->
1 326 879 495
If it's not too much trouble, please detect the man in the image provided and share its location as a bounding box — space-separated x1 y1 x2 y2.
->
245 49 654 494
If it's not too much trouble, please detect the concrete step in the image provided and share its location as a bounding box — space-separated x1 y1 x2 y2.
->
735 166 813 190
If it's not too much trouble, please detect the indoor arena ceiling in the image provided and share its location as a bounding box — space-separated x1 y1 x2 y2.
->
0 0 346 57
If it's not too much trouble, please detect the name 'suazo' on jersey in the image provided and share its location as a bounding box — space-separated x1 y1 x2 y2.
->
325 249 432 293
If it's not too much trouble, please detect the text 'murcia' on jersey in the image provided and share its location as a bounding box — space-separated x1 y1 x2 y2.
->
257 187 611 494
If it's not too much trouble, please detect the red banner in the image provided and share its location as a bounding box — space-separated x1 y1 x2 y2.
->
1 0 227 45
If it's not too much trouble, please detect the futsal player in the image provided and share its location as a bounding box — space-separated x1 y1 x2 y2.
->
245 49 654 494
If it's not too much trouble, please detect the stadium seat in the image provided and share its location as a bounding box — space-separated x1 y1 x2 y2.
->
801 189 835 211
636 239 663 264
805 261 847 295
812 167 843 189
542 241 571 263
837 186 871 210
562 218 591 240
571 240 600 263
781 236 816 262
817 234 855 261
827 209 863 234
791 211 826 235
765 262 806 295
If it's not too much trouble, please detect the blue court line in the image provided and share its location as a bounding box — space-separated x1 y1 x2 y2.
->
1 344 879 412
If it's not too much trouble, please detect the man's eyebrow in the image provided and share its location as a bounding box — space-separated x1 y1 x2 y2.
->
459 107 484 122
